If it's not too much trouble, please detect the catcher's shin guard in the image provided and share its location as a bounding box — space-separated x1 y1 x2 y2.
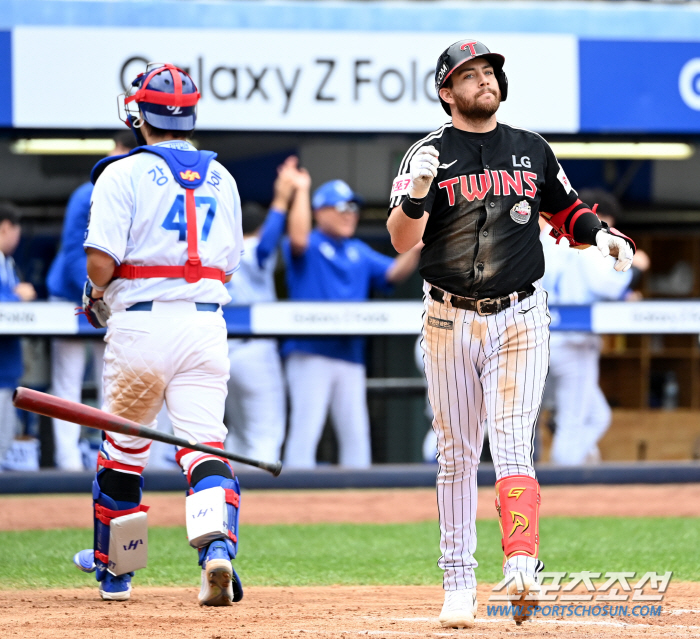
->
495 475 540 561
186 459 243 604
93 444 149 581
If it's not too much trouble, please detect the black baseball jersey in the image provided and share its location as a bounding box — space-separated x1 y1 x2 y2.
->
389 122 595 299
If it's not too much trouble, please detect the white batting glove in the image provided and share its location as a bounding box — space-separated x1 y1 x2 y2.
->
408 146 440 199
595 230 634 272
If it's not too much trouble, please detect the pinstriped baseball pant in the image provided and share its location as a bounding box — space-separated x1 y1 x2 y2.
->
421 280 550 591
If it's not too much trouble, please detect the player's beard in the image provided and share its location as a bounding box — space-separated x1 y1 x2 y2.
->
453 88 501 121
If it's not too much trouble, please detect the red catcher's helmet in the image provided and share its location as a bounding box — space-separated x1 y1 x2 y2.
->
434 39 508 115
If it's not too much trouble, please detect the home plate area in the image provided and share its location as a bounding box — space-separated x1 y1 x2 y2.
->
1 583 699 639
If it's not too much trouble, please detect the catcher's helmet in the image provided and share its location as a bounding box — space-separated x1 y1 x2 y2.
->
121 63 200 135
435 39 508 115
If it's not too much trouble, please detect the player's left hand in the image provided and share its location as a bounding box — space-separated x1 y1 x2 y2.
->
81 280 111 328
595 228 635 272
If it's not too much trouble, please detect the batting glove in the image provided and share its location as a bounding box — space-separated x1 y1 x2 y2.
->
80 280 111 328
595 227 635 272
409 146 440 199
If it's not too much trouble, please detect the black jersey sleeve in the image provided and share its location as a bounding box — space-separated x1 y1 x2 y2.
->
539 138 602 247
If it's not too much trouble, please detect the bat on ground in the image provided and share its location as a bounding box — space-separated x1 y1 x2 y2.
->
12 386 282 477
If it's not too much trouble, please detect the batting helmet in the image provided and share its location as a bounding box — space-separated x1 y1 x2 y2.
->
435 39 508 115
121 63 200 138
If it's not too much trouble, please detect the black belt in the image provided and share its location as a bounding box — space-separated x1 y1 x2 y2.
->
126 301 220 312
429 284 535 316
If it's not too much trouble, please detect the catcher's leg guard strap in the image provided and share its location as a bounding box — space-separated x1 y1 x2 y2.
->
177 441 232 483
93 445 149 580
186 460 240 566
495 475 540 560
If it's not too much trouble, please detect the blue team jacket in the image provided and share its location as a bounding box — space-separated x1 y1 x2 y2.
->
0 255 22 387
46 182 93 305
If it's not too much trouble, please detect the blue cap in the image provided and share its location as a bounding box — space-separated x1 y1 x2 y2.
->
312 180 363 211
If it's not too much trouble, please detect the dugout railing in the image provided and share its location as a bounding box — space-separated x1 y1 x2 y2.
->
1 300 699 492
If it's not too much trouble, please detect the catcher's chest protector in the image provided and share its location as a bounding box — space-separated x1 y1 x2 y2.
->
91 146 224 284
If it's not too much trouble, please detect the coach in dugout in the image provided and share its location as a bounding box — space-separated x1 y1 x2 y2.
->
225 156 310 464
0 203 36 468
45 131 136 470
281 179 421 469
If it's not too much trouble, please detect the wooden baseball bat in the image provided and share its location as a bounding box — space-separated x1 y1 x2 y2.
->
12 386 282 477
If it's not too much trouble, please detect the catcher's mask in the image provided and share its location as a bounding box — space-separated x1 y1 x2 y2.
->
119 63 200 145
435 39 508 115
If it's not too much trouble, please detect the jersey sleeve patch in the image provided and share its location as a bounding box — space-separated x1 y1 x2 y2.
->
390 173 412 198
556 163 573 194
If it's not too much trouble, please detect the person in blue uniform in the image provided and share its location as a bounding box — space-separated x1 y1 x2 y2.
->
225 156 310 464
0 203 36 468
282 179 421 468
46 131 135 470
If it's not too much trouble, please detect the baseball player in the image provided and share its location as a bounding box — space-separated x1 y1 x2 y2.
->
540 189 649 465
225 157 310 464
71 63 244 606
46 131 136 471
283 179 421 469
387 40 636 627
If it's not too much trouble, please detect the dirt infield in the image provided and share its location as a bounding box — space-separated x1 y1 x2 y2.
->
1 484 699 531
2 485 699 637
1 583 698 639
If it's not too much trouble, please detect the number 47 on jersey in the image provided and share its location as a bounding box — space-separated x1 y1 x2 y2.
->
162 195 217 241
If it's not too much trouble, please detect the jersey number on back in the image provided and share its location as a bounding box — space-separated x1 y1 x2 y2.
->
162 195 217 242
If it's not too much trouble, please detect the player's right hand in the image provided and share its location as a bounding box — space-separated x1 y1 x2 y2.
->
272 156 301 211
80 280 111 328
409 146 440 199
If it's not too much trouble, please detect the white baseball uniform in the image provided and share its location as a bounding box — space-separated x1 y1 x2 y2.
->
225 233 286 464
540 229 632 465
84 140 243 477
49 335 105 470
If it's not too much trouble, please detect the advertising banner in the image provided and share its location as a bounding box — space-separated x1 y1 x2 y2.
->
4 23 700 133
12 27 579 133
591 301 700 334
3 301 700 336
0 302 77 335
580 40 700 133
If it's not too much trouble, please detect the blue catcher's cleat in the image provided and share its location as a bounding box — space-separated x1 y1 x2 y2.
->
73 549 96 573
198 540 243 606
99 571 133 601
73 549 132 601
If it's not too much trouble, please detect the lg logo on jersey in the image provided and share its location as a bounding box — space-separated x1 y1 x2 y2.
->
438 170 538 206
512 155 531 168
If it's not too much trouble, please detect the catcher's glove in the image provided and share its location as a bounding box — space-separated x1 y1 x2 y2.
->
79 280 111 328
